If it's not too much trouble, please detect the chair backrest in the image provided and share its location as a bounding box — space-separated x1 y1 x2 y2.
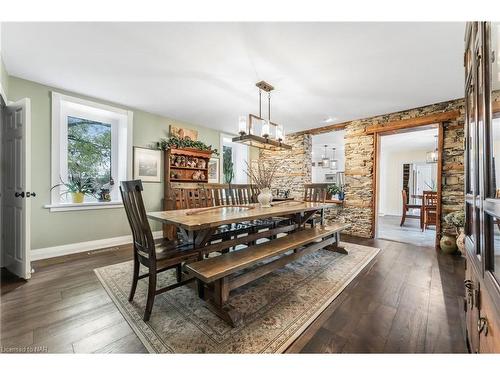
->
166 183 259 209
176 187 209 209
120 180 156 260
423 190 438 208
228 184 259 204
304 183 327 203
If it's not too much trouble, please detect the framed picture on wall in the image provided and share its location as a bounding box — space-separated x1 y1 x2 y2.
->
208 158 220 183
133 147 161 182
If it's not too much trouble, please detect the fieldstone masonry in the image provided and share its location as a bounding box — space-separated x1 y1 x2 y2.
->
261 98 468 239
260 134 313 198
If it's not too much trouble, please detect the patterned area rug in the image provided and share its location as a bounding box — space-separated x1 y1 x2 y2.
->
95 242 379 353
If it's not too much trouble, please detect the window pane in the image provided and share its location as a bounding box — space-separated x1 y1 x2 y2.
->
222 145 234 184
67 116 112 192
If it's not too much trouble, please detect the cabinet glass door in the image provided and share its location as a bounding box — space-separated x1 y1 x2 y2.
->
486 22 500 288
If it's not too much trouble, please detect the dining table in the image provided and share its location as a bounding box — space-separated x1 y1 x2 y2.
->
147 200 349 325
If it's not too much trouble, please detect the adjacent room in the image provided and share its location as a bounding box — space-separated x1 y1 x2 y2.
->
376 128 438 247
1 20 500 359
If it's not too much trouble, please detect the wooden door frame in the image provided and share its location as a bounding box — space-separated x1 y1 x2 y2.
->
372 121 445 249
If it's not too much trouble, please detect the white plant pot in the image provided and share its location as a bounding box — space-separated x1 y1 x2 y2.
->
257 188 273 208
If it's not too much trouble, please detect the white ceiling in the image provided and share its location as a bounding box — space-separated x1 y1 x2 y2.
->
380 127 438 152
1 22 465 134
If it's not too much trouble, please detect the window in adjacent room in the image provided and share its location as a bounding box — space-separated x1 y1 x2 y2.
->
49 92 133 211
221 134 249 184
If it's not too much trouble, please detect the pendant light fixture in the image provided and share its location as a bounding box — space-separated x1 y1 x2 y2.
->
426 135 439 163
233 81 291 151
322 145 330 169
330 147 338 170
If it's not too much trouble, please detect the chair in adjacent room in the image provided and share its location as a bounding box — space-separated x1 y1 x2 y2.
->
399 189 422 227
422 190 438 231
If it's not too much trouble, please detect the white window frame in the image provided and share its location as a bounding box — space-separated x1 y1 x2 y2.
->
220 133 249 184
47 92 133 212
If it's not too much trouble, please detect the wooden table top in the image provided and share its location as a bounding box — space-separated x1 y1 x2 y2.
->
147 201 337 231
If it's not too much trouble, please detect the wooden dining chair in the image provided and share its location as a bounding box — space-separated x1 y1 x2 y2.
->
120 180 197 321
304 184 327 203
303 184 328 227
422 190 438 231
399 189 422 227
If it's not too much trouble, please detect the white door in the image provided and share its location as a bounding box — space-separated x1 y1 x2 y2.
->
2 98 31 279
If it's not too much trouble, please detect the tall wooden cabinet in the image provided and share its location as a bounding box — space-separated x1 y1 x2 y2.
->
464 21 500 353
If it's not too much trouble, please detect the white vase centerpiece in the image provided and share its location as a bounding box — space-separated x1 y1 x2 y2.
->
245 160 277 208
257 187 273 208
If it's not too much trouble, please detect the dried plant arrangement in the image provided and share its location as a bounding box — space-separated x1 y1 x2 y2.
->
245 160 278 189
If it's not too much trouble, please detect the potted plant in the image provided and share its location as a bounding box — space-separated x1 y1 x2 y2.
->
51 173 98 204
444 211 466 254
245 160 277 207
157 135 219 156
327 183 344 200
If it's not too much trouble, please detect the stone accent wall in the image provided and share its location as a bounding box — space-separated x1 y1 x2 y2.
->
258 98 468 239
339 99 466 237
259 134 312 198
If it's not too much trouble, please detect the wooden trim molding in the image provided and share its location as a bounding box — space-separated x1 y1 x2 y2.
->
371 133 379 237
31 231 163 261
365 110 460 134
435 122 444 248
293 122 347 136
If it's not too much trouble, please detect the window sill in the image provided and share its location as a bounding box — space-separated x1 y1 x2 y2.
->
44 201 124 212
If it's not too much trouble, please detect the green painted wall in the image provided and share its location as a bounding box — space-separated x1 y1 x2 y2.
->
8 77 222 250
0 56 8 98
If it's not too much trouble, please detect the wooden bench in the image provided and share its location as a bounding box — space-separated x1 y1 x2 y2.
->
186 222 350 326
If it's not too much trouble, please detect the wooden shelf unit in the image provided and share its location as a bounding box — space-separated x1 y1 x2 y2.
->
163 147 213 239
164 147 212 184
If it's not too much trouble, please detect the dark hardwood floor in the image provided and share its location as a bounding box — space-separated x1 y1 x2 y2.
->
0 236 467 353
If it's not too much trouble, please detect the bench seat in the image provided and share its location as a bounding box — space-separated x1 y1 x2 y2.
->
186 223 349 284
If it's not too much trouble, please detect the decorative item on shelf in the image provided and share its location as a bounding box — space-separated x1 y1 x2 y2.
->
197 158 207 169
51 171 98 204
157 135 219 156
97 177 114 202
444 210 466 254
97 188 111 202
169 125 198 141
192 170 205 180
133 147 161 182
186 157 197 168
233 81 291 151
170 171 180 180
245 160 277 207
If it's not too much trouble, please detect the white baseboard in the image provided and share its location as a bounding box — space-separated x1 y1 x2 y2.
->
30 231 163 261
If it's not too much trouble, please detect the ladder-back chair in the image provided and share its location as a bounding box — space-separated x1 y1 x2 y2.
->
120 180 197 321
